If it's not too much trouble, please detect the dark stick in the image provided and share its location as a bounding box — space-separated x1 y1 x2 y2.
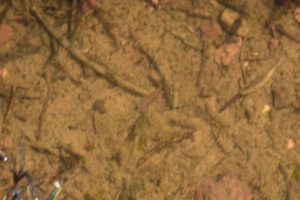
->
30 6 148 96
36 79 50 140
218 58 283 112
138 47 173 109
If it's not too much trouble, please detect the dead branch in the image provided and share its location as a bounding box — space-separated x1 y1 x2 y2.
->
138 47 173 109
219 58 283 112
239 58 283 96
30 6 148 96
240 28 250 84
169 29 204 52
136 131 194 167
275 25 300 44
35 79 50 140
196 41 208 87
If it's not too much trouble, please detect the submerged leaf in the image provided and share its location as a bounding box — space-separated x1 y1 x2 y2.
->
0 24 13 46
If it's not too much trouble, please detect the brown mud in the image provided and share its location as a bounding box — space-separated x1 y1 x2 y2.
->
0 0 300 199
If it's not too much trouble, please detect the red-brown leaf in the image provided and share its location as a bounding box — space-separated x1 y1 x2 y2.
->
79 0 98 13
0 24 13 46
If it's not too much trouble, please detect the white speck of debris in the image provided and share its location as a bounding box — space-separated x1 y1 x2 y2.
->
286 139 295 150
262 105 271 114
1 67 8 78
54 181 61 188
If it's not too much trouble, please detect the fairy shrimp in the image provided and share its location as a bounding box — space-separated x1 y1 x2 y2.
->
129 87 162 121
119 88 163 133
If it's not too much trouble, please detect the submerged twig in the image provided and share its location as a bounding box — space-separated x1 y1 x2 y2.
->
95 11 118 48
219 58 283 112
118 88 162 134
138 47 173 109
67 0 78 40
2 85 15 126
52 61 82 86
239 58 283 96
174 7 212 19
196 41 208 87
240 28 250 85
275 25 300 44
0 109 3 135
0 0 11 24
137 88 162 113
31 6 148 96
169 29 204 52
0 46 41 64
137 131 195 167
278 163 291 200
36 79 50 140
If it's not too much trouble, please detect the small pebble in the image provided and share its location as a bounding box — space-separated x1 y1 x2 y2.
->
92 99 106 114
262 105 271 114
272 83 295 109
286 139 295 150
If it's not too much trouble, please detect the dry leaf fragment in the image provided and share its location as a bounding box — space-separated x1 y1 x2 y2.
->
137 88 162 113
79 0 98 13
200 23 222 40
0 24 13 46
0 135 14 149
269 38 280 50
197 173 253 200
215 37 242 67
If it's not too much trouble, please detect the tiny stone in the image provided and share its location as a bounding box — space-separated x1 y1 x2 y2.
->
236 18 249 37
92 99 106 114
272 83 295 109
219 9 249 37
0 24 13 46
286 139 295 150
262 105 271 114
14 110 28 122
220 9 239 32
